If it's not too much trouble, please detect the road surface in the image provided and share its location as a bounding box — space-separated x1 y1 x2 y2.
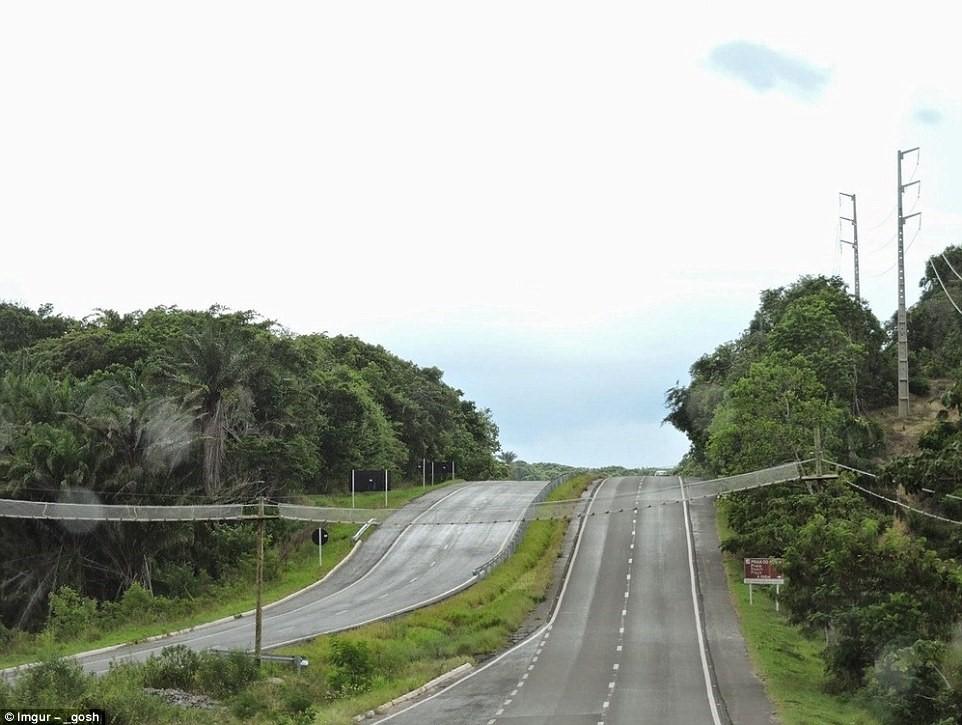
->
379 476 773 724
3 479 547 678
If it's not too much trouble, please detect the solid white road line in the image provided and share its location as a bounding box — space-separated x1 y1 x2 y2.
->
374 477 613 723
679 476 723 725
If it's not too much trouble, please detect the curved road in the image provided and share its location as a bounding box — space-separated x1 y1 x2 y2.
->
4 480 547 677
379 476 773 724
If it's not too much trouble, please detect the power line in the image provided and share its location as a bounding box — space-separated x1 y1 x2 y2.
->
942 253 962 282
930 260 962 316
827 460 962 526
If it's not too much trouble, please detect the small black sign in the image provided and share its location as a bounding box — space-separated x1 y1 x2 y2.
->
312 528 329 546
353 470 391 492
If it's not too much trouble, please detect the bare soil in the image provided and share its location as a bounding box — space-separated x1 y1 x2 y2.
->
870 378 957 459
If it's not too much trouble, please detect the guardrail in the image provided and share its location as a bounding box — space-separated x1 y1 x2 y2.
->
472 471 586 579
209 647 309 671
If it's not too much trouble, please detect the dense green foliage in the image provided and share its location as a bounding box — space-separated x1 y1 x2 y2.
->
666 275 888 474
0 302 502 632
672 254 962 724
722 483 962 723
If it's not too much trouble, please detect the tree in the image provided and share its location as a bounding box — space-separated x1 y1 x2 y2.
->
706 352 842 474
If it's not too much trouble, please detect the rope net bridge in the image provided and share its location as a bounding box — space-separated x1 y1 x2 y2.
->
0 461 812 527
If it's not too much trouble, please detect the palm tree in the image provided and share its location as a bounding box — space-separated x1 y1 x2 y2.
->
173 317 256 497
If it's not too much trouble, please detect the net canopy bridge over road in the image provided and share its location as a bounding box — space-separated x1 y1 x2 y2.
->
0 461 812 527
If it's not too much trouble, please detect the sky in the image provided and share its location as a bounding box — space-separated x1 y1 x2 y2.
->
1 2 960 468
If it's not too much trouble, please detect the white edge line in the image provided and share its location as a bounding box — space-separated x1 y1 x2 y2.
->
373 477 611 723
680 475 723 725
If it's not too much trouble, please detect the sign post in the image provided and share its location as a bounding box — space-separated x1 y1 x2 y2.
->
744 558 784 611
312 527 329 568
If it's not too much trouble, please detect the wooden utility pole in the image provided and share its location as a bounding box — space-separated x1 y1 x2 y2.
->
801 427 838 492
254 496 265 662
897 147 920 418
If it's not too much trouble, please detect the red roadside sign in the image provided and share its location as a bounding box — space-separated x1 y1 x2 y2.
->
743 557 783 585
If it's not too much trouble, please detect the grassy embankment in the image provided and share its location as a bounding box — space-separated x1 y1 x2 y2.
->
242 473 597 724
716 499 878 725
0 479 460 670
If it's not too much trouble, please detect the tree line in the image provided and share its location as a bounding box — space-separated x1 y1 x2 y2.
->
0 303 502 631
665 252 962 724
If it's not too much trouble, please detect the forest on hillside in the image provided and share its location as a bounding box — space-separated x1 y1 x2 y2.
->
0 303 502 632
665 245 962 724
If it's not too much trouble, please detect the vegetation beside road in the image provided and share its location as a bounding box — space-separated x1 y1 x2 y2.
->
1 474 596 724
716 499 879 725
0 522 357 669
666 253 962 724
0 302 503 644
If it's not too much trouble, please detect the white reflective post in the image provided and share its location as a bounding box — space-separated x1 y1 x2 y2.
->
384 468 388 507
351 469 355 509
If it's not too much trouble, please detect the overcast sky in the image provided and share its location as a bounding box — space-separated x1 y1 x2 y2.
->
2 2 960 468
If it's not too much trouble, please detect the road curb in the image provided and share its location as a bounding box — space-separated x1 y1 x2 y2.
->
354 662 475 721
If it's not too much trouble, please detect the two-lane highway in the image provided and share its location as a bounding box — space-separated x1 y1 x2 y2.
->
3 480 546 678
380 476 770 724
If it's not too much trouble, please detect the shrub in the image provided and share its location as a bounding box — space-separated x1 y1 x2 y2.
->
868 640 955 725
142 645 200 690
14 658 89 707
47 586 99 642
86 663 171 725
195 650 259 698
326 638 374 695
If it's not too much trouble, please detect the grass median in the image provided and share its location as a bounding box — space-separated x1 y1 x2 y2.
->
715 498 878 725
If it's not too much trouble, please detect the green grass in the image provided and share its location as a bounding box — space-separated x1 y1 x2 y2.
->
0 523 359 670
716 499 879 725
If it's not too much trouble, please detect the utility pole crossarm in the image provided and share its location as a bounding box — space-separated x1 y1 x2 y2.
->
839 192 860 302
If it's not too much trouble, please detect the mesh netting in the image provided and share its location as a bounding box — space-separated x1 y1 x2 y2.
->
0 463 808 526
0 498 247 521
683 460 808 500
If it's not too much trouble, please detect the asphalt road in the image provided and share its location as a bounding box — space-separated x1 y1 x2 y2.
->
4 480 546 678
380 476 772 725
